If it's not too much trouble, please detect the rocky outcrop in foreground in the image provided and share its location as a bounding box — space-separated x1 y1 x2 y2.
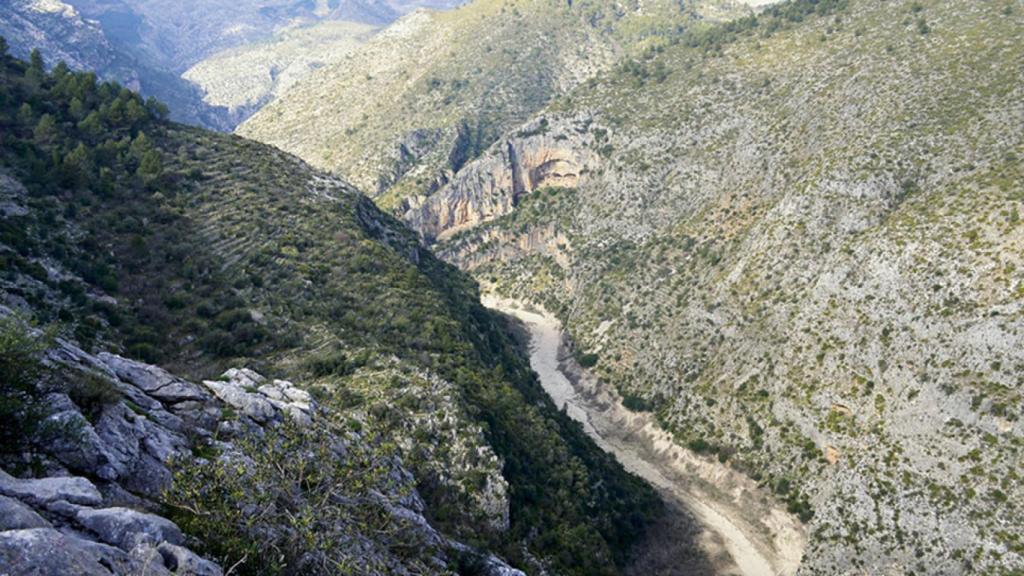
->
0 329 522 576
0 337 221 575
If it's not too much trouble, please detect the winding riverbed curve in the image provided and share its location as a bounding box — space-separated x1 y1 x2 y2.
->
484 296 806 576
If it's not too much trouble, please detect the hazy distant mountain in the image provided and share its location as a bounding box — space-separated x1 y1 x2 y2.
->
66 0 464 72
182 20 380 125
0 0 238 128
0 0 466 129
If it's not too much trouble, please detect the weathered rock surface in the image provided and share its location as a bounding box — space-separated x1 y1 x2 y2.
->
402 115 599 241
0 528 174 576
97 352 210 404
157 542 224 576
203 368 315 425
0 496 50 531
76 506 184 551
0 470 102 507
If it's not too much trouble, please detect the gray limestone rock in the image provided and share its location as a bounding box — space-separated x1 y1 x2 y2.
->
75 506 184 551
97 352 210 404
0 528 173 576
0 471 102 507
157 542 225 576
0 495 50 530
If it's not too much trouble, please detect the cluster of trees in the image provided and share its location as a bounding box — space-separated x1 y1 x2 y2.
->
617 58 669 87
0 46 169 191
677 0 850 54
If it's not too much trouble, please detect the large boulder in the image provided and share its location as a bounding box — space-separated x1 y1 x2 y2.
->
76 506 184 551
203 369 315 425
43 399 121 481
97 352 210 405
0 528 173 576
0 471 102 507
157 542 224 576
0 495 50 530
203 379 277 423
93 403 189 496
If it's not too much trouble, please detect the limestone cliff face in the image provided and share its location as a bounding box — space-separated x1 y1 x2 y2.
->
439 223 573 272
402 115 599 241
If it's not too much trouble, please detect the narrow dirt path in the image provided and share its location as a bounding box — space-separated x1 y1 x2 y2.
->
485 297 806 576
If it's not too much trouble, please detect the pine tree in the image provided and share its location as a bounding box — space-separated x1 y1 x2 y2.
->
77 111 104 142
137 149 163 184
17 103 35 127
29 49 43 72
130 132 151 161
61 143 93 189
25 49 45 89
145 97 169 121
68 97 85 121
33 114 58 147
124 97 147 127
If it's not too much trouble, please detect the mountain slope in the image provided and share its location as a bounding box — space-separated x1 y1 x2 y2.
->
408 0 1024 573
183 21 380 119
236 0 758 208
67 0 455 71
0 47 660 575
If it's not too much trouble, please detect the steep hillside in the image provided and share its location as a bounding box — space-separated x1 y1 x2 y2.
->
411 0 1024 574
0 48 661 575
237 0 758 208
183 21 379 122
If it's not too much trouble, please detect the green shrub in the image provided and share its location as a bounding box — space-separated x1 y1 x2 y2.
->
304 349 351 378
578 352 599 368
68 373 122 422
621 392 654 412
0 316 49 456
165 417 435 576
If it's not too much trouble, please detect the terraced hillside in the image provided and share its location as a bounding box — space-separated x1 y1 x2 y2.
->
237 0 760 208
411 0 1024 573
0 49 660 574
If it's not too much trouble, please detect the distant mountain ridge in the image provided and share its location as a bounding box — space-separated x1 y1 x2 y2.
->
237 0 761 208
0 0 467 130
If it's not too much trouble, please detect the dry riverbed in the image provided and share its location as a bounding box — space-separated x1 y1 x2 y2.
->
484 296 806 576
